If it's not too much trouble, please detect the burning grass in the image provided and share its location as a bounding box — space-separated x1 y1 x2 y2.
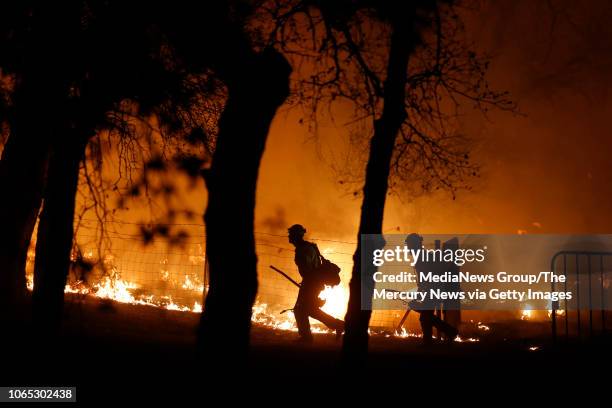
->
24 251 555 345
25 271 487 342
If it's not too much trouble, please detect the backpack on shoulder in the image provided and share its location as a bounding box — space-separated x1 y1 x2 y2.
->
313 244 341 286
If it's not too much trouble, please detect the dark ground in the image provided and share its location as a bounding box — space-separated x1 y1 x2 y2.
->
2 295 610 403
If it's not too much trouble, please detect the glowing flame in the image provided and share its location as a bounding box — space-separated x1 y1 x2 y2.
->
318 285 348 319
547 308 565 318
25 256 484 342
521 305 533 320
251 302 298 331
27 269 201 312
182 275 204 292
394 328 422 338
453 336 479 343
393 328 479 342
248 283 350 334
477 322 490 331
90 276 139 303
22 242 491 342
160 258 170 282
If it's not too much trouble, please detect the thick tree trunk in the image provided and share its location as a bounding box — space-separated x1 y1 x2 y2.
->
343 23 416 362
0 115 51 320
32 134 88 332
198 48 291 364
0 5 69 321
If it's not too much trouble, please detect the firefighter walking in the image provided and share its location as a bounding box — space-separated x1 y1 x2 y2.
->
405 233 459 344
288 224 344 343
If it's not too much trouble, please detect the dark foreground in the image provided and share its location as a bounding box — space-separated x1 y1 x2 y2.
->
2 296 610 403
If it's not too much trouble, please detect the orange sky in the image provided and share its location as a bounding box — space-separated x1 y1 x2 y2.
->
254 0 612 242
75 0 612 248
63 0 612 325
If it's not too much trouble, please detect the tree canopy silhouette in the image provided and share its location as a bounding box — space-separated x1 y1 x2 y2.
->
258 0 515 359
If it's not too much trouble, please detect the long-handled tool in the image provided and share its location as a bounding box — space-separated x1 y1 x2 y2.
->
270 265 301 314
395 308 412 332
269 265 327 312
270 265 301 288
382 288 412 332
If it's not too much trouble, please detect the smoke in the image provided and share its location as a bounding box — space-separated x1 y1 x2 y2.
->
260 206 287 234
254 0 612 239
459 0 612 233
80 0 612 255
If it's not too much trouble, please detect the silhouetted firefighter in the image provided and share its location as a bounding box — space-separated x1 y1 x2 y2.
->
405 233 458 344
288 224 344 343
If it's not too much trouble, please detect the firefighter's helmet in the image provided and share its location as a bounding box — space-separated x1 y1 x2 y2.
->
288 224 307 236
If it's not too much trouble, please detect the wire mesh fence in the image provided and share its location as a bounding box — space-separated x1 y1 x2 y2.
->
23 220 582 341
41 219 410 330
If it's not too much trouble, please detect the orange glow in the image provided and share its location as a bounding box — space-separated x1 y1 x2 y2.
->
318 285 349 320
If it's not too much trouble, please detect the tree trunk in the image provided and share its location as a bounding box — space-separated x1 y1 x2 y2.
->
198 48 291 364
0 115 51 320
343 22 416 362
32 133 89 332
0 3 80 324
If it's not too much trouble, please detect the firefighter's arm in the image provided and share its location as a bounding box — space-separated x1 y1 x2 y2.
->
295 251 309 278
296 246 318 278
